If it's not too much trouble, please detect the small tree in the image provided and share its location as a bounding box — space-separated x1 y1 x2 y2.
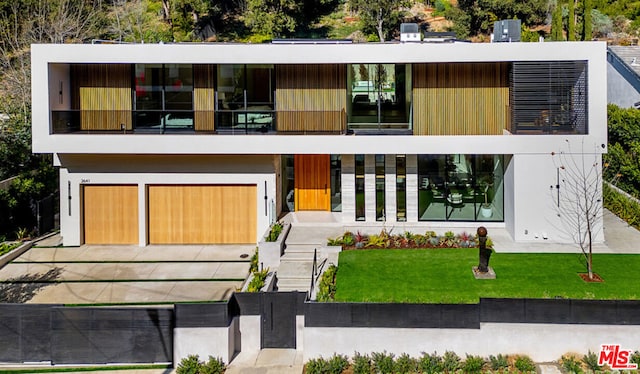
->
567 0 576 41
348 0 411 42
551 3 564 41
551 140 604 280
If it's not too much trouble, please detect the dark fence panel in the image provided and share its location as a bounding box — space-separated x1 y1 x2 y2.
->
481 299 640 325
36 193 58 235
51 307 173 364
305 302 480 329
175 302 231 327
0 304 60 362
232 292 306 316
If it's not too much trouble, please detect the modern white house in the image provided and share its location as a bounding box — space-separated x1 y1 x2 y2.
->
30 41 607 247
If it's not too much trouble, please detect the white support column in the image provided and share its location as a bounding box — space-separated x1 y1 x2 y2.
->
341 154 355 223
364 154 376 222
138 184 147 246
385 154 396 223
406 154 419 222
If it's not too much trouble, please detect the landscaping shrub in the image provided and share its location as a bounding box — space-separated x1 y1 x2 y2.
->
352 351 372 374
419 351 443 374
371 351 395 374
305 357 329 374
603 183 640 230
326 228 489 250
489 354 509 372
327 353 349 374
246 268 269 292
514 355 536 373
461 354 485 373
266 222 283 242
561 354 584 374
316 264 337 301
249 248 259 273
201 356 226 374
176 354 203 374
631 350 640 367
581 350 600 373
0 241 20 256
394 352 418 373
442 351 461 373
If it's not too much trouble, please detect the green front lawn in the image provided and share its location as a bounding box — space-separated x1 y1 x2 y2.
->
334 249 640 303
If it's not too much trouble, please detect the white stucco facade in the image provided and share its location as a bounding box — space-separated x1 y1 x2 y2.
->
31 41 608 247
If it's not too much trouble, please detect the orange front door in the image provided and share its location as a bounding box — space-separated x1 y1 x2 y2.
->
294 155 330 211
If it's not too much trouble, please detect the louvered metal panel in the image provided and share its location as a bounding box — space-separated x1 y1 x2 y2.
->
510 61 588 134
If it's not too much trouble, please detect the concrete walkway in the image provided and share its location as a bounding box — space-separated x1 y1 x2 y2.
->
0 241 253 304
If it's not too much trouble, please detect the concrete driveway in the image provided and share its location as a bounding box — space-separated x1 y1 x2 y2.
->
0 236 253 304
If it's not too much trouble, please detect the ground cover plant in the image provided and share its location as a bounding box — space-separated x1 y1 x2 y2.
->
327 229 492 250
332 249 640 303
304 352 544 374
0 241 20 256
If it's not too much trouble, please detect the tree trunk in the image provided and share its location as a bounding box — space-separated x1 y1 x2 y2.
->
377 8 384 42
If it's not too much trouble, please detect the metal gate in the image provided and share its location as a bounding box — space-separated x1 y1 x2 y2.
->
261 292 298 349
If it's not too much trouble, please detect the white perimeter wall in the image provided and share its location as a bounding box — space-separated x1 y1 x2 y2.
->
58 154 276 246
304 323 640 362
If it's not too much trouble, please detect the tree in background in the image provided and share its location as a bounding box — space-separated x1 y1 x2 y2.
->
567 0 576 40
551 2 564 40
445 0 548 38
605 104 640 199
245 0 298 38
582 0 593 39
347 0 411 42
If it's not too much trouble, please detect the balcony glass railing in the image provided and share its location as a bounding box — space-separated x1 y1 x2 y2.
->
215 110 275 134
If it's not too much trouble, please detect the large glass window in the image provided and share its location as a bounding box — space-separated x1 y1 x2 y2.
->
134 64 193 132
330 155 342 212
396 155 406 221
418 154 504 222
375 155 385 221
355 154 365 221
347 64 411 132
217 64 275 133
282 155 294 212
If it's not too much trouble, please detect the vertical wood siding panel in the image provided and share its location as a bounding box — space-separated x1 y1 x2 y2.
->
276 64 345 132
74 64 132 131
193 64 216 131
413 62 508 135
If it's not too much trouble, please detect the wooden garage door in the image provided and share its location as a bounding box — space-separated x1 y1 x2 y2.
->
83 185 138 245
148 185 257 244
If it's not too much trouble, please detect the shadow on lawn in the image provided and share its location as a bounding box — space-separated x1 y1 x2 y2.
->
0 267 63 303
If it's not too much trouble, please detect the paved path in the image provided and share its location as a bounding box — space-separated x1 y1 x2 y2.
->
0 241 253 304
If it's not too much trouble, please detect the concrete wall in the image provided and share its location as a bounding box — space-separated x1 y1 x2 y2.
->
174 323 236 364
303 323 640 362
58 154 276 246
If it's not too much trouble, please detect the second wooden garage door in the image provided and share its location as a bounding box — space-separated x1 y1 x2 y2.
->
148 185 257 244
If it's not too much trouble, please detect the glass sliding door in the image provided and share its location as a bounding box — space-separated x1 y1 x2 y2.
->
134 64 194 132
347 64 411 132
217 64 274 133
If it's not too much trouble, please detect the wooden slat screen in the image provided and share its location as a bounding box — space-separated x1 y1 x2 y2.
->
193 64 216 131
276 64 346 132
413 63 509 135
71 64 132 131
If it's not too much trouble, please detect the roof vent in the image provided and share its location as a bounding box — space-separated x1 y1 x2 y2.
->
492 20 521 42
400 23 421 43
